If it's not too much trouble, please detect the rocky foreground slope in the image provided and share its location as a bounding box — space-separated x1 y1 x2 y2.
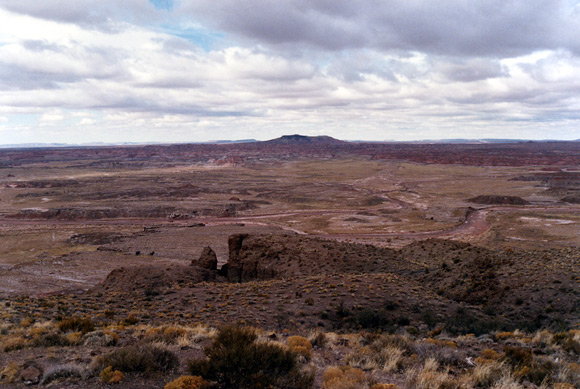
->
2 235 580 388
85 234 580 334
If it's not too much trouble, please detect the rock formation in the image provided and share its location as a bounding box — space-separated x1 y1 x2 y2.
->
193 246 218 271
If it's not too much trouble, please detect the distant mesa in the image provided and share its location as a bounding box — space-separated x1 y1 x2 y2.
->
264 134 346 145
561 194 580 204
468 195 530 205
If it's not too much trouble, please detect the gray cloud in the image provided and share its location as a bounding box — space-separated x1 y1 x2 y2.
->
4 1 579 58
0 0 158 31
432 57 505 82
1 1 580 143
181 0 580 57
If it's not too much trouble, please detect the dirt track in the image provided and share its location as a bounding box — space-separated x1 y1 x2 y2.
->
3 204 576 242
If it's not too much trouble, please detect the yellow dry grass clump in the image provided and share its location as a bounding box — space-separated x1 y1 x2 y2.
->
99 366 123 384
288 335 313 360
322 366 370 389
0 362 20 384
164 375 208 389
406 358 456 389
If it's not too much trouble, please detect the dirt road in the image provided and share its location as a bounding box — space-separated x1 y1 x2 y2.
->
3 205 576 242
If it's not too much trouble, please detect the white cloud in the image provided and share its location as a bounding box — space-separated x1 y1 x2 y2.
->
40 112 64 122
79 118 96 125
0 2 580 143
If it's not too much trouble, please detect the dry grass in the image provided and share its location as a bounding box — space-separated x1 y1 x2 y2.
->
1 318 580 387
288 335 313 360
406 358 456 389
164 375 208 389
0 362 19 384
322 366 373 389
489 372 524 389
463 360 507 387
381 345 404 373
99 366 124 384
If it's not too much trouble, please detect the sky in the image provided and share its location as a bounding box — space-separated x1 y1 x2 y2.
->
0 1 580 144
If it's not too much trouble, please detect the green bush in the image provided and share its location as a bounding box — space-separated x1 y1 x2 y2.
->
57 317 95 334
503 346 533 368
94 343 178 375
32 332 70 347
187 325 313 388
351 309 392 329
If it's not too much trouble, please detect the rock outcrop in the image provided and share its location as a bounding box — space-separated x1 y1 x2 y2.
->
224 233 402 283
193 246 218 270
95 265 221 293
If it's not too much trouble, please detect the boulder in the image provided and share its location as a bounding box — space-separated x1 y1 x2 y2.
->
193 246 218 270
20 362 42 385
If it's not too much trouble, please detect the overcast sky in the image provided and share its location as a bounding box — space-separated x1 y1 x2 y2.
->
1 1 579 144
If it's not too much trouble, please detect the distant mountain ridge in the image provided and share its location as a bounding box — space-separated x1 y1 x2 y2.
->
263 134 346 145
2 136 580 149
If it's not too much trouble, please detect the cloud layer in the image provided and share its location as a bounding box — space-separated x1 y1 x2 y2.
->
1 1 579 144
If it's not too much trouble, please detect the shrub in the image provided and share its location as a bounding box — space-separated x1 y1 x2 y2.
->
0 362 19 384
31 332 70 347
121 313 139 325
480 349 503 361
414 341 467 369
406 358 457 389
99 366 123 384
489 371 524 389
144 326 188 344
322 367 344 384
94 343 178 375
40 364 85 385
561 338 580 355
164 375 208 389
57 317 95 334
345 334 412 373
187 325 313 389
381 346 404 373
445 311 504 335
307 330 327 348
288 336 313 360
468 360 506 387
503 346 533 368
65 332 84 345
555 362 580 386
553 383 575 389
2 335 28 352
322 366 368 389
145 326 187 344
496 332 515 341
372 334 416 356
336 300 350 317
350 309 392 329
515 359 557 386
345 346 381 371
83 330 117 347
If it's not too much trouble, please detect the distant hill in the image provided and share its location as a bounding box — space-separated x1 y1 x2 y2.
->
213 139 257 144
264 134 346 145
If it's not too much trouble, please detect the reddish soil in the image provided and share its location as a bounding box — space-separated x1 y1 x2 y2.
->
2 140 580 168
5 233 578 336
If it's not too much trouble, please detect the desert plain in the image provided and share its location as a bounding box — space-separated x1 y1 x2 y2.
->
0 136 579 388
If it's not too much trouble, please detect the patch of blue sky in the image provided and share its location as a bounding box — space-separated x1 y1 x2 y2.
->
149 0 174 11
1 114 38 127
158 24 225 51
